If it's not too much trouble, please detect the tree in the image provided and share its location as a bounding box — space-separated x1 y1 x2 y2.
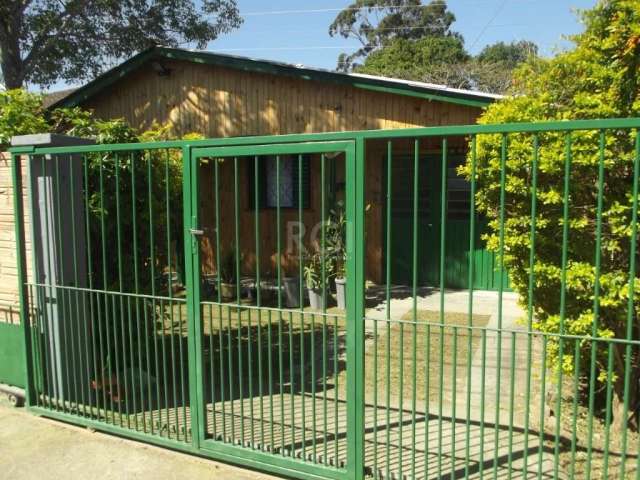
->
356 35 469 78
476 40 538 69
329 0 459 71
355 37 535 93
0 1 242 89
337 1 537 93
461 0 640 432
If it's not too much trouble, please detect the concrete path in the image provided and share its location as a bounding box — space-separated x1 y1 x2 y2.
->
0 399 279 480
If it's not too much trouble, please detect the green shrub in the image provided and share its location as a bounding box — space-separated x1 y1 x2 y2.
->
462 0 640 430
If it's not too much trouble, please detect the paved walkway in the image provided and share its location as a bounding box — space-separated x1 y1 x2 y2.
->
0 399 279 480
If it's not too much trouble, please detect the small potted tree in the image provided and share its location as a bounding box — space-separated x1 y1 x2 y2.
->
304 251 329 309
327 202 347 309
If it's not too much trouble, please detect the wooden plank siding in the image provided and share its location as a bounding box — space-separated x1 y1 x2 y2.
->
0 153 32 317
81 59 484 284
84 60 481 137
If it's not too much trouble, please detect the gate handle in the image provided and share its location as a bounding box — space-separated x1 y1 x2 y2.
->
190 228 204 236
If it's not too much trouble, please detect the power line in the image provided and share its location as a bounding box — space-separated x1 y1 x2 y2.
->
209 46 361 52
242 1 528 17
469 0 509 50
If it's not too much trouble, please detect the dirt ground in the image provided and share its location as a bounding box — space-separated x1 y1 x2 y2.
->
0 398 281 480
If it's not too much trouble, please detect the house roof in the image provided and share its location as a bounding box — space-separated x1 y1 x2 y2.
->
50 46 502 110
42 88 77 108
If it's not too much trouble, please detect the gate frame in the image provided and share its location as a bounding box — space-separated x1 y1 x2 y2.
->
185 140 363 480
10 117 640 480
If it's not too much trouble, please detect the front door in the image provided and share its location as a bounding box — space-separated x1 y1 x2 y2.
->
186 141 358 479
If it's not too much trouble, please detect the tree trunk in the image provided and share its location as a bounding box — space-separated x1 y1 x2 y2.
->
0 4 25 89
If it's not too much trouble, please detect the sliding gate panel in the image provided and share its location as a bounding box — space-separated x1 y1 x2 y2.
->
21 147 191 445
190 142 358 479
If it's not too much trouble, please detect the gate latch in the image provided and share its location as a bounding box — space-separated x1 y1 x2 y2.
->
190 228 204 236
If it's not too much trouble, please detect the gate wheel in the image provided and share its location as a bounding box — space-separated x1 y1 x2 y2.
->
7 393 23 407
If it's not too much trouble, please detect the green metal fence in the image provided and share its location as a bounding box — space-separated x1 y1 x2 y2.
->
10 117 640 480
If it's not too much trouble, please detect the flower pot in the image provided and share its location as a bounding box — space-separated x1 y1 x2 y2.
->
282 277 300 308
307 288 325 310
335 277 346 310
220 282 235 301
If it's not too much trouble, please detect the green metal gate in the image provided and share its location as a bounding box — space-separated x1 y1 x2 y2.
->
186 141 361 479
9 117 640 480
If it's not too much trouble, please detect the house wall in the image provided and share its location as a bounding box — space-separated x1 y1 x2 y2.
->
80 59 485 284
83 59 481 137
0 153 32 322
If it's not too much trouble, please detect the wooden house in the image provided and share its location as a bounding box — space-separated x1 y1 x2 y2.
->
51 46 506 290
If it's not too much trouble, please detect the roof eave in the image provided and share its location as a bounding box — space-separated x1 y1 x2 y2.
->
50 46 498 110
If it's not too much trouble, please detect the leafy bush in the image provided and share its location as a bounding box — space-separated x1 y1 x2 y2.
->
461 0 640 431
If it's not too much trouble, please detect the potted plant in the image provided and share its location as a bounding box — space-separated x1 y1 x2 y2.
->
282 275 301 308
218 248 237 301
304 252 327 309
327 202 347 309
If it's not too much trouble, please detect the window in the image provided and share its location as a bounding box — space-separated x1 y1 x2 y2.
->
248 155 311 209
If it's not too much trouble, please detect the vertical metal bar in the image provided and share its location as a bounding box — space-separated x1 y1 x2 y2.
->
346 138 364 480
114 153 129 428
233 156 244 445
276 155 285 455
321 152 328 463
165 150 178 438
311 311 317 462
82 154 100 418
385 141 392 480
537 336 548 480
411 139 419 480
254 155 265 448
619 129 639 477
214 157 226 439
207 304 216 440
130 152 147 431
69 155 91 418
145 152 162 432
99 153 116 421
602 342 614 477
288 310 295 455
586 130 606 479
493 134 507 479
11 152 35 406
268 308 274 450
333 312 339 464
437 137 448 479
464 135 477 477
54 156 74 413
226 305 235 442
298 154 306 459
569 338 581 478
506 330 516 478
183 145 202 448
522 134 539 478
553 133 572 478
41 156 59 411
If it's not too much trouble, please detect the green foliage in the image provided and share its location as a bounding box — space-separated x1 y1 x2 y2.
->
0 89 47 146
0 89 202 296
325 201 348 279
0 0 242 88
339 2 536 93
476 40 538 69
329 0 458 71
462 0 640 409
357 36 469 78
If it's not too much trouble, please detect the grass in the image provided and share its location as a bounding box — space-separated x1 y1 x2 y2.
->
362 310 490 405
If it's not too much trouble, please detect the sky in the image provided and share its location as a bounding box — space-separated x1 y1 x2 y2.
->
44 0 597 92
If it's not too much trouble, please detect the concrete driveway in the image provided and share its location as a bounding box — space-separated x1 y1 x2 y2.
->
0 399 280 480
